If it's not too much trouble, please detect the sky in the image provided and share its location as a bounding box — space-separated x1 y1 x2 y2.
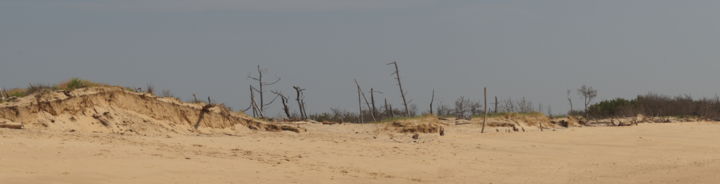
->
2 0 720 116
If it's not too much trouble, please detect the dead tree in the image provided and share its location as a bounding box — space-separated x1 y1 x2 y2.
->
429 89 435 115
293 86 307 120
355 81 364 123
250 86 257 117
567 89 574 113
248 65 281 117
354 79 376 122
455 96 468 119
272 91 292 120
192 93 199 103
503 98 515 113
494 96 498 113
577 85 598 119
384 98 394 118
370 88 381 119
482 87 488 133
518 97 533 113
388 61 410 116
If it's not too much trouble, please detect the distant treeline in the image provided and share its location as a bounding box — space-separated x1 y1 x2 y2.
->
586 94 720 119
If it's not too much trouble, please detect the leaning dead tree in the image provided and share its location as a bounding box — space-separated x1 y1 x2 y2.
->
248 65 281 118
388 61 410 116
354 79 376 122
370 88 381 119
482 87 487 133
249 85 263 118
293 86 308 120
429 89 435 115
272 91 292 120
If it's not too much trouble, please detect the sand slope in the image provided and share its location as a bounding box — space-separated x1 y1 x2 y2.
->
2 122 720 184
0 87 300 135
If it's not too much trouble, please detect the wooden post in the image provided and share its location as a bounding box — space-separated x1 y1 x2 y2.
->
482 87 487 133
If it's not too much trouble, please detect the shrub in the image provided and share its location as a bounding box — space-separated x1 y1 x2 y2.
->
57 78 98 90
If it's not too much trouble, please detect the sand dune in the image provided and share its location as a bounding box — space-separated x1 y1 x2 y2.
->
2 122 720 184
2 86 720 183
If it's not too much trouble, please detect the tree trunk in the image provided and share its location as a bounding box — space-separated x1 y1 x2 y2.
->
388 61 410 116
482 87 487 133
429 89 435 115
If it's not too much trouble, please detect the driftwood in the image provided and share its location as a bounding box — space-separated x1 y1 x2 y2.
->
92 114 112 127
0 123 23 129
194 104 215 129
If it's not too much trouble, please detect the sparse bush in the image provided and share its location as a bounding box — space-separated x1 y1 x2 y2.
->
160 89 174 97
146 84 155 95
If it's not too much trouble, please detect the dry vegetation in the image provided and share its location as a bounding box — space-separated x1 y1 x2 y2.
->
3 76 720 184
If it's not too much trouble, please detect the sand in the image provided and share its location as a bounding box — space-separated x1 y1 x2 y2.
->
2 122 720 184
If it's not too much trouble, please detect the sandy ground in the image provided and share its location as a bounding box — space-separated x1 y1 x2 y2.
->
2 122 720 184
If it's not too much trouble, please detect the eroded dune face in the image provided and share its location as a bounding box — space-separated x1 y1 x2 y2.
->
0 87 301 135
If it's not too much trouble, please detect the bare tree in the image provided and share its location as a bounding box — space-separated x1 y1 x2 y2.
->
429 89 435 115
482 87 487 133
248 65 281 117
272 91 292 120
455 96 469 119
388 61 410 116
494 96 498 113
437 103 451 116
370 88 381 119
249 85 261 118
192 93 200 103
355 80 364 123
503 98 515 113
384 98 394 118
354 79 376 122
517 97 533 113
470 101 482 116
567 89 574 113
293 86 307 120
578 85 598 118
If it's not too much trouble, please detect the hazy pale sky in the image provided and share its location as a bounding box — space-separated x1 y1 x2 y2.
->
2 0 720 116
